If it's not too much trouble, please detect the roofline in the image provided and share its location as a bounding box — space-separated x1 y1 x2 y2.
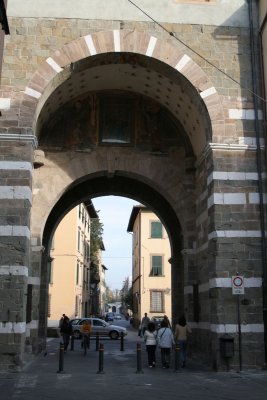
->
83 200 98 219
127 204 147 232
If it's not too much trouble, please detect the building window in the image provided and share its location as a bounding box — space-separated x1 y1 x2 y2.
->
150 290 164 313
99 96 134 145
150 221 163 238
86 242 90 261
75 295 79 316
76 262 79 285
47 294 51 318
78 229 81 251
173 0 214 3
150 255 163 276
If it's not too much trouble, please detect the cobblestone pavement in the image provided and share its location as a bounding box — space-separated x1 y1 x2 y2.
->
1 325 267 400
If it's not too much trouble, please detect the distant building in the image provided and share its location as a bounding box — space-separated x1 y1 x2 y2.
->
47 201 100 326
127 205 171 327
99 262 108 315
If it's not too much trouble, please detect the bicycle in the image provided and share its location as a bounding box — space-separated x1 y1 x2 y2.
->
82 333 90 355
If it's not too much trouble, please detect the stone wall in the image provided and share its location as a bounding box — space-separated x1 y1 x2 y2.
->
0 1 266 371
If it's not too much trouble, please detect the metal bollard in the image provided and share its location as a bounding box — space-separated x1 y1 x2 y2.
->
57 342 64 373
70 335 74 351
95 332 99 351
136 342 144 373
97 343 105 374
174 344 180 372
120 332 124 351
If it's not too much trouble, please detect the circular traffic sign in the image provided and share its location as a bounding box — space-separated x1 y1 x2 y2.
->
233 276 243 287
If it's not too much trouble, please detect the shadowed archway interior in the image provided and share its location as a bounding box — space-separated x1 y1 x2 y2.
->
39 173 184 336
42 173 183 253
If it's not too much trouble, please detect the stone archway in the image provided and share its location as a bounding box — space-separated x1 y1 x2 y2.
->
38 173 185 340
1 29 235 371
27 30 219 364
19 29 224 157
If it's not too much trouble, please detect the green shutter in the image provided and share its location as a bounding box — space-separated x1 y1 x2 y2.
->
151 221 163 238
151 255 163 276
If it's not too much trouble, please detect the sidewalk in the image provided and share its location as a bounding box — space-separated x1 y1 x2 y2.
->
0 326 267 400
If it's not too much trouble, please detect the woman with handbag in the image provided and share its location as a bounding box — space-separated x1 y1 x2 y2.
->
157 319 175 369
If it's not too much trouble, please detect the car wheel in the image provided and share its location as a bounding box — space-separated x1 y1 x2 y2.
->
109 330 119 340
73 330 81 339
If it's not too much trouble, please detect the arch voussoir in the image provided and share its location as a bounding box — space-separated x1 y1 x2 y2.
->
151 43 185 72
91 30 116 54
62 36 91 63
50 49 73 69
28 64 57 95
120 30 150 54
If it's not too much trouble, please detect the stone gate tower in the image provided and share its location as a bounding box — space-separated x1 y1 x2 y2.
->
0 0 266 372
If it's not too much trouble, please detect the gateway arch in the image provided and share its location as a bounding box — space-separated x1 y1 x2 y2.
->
0 27 265 372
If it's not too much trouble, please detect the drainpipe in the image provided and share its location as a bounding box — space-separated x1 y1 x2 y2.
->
248 0 267 366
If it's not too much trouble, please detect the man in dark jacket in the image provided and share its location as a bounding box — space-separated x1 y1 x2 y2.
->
60 316 73 351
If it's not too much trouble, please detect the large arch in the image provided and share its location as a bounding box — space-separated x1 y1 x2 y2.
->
26 29 216 361
5 28 256 372
38 173 185 338
19 29 224 158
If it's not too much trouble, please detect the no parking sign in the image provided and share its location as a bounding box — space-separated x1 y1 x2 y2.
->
232 275 244 295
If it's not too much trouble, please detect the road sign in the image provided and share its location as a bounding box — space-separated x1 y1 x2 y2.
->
232 275 244 295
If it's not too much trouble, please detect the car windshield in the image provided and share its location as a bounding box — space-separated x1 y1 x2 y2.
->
71 319 81 325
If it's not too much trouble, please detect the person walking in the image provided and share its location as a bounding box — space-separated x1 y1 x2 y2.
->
81 319 92 351
60 316 73 352
58 313 65 328
163 315 171 328
141 313 150 336
174 315 192 368
57 313 65 337
157 319 175 369
143 322 157 368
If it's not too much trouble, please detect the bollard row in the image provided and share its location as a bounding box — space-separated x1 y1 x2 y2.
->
57 336 152 375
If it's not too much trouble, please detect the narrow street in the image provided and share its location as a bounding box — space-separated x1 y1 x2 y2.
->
0 321 267 400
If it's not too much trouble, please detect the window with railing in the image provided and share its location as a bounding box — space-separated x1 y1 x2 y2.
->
150 255 163 276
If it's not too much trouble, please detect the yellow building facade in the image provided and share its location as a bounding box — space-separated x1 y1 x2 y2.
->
48 202 96 327
127 206 171 327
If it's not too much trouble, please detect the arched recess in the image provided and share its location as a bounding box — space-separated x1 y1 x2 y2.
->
42 173 183 251
19 29 225 158
28 29 223 351
38 173 184 337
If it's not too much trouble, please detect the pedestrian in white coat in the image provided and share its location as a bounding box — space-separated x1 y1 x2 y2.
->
157 319 175 368
143 321 157 367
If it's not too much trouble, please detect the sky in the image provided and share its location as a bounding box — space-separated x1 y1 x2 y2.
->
92 196 139 291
